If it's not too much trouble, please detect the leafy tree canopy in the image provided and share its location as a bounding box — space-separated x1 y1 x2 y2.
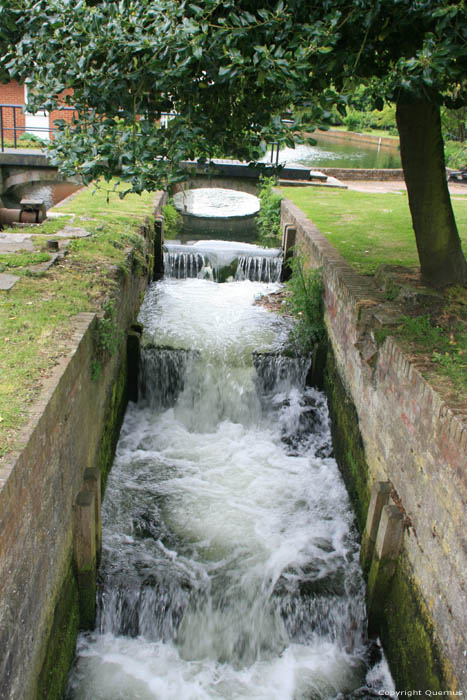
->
2 0 466 284
3 0 462 190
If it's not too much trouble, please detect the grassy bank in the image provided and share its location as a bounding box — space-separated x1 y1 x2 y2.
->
281 186 467 400
281 187 467 275
0 183 155 461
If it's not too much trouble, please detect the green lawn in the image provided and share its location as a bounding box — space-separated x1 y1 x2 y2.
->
281 186 467 398
281 187 467 275
0 183 155 461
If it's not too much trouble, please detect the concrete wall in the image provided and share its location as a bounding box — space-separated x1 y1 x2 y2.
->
281 199 467 692
0 193 165 700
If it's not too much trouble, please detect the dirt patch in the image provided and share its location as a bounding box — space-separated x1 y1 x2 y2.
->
254 288 289 313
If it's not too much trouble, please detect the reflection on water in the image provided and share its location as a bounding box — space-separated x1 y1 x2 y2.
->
267 140 401 170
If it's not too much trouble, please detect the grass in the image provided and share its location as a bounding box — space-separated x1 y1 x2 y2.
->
0 182 155 461
281 187 467 275
281 186 467 400
328 125 399 140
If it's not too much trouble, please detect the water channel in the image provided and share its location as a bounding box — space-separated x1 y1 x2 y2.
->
65 193 393 699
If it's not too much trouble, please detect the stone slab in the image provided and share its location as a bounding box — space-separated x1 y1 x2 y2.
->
0 233 34 253
60 226 91 238
0 273 19 291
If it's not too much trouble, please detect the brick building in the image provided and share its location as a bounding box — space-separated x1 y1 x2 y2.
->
0 81 75 144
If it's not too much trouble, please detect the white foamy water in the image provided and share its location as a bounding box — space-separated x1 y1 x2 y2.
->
163 241 282 283
173 188 260 217
66 274 393 700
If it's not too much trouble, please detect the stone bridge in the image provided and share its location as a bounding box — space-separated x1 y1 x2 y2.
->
0 151 65 204
0 151 322 205
172 158 319 195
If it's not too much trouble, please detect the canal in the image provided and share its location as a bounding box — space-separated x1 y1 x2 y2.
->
65 196 394 699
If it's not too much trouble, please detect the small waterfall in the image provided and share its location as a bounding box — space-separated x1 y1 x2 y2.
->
163 241 283 283
163 250 206 279
236 254 282 283
253 351 311 394
67 276 394 699
138 346 195 408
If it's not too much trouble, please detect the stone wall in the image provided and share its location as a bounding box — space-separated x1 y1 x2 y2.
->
0 193 165 700
281 198 467 692
318 167 405 181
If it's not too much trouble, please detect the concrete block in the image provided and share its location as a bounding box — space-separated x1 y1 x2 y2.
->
281 225 296 281
367 504 404 635
361 481 392 573
375 505 404 561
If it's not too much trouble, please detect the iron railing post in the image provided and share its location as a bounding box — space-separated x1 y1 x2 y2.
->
13 106 17 148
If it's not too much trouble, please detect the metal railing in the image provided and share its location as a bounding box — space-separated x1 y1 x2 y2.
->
0 104 76 152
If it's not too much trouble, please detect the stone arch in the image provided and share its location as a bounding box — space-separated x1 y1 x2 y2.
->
171 176 259 196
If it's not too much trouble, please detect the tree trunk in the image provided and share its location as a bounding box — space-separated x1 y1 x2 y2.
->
396 100 467 287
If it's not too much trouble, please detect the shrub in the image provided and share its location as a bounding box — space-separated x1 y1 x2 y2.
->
286 256 325 352
256 177 282 244
162 199 182 239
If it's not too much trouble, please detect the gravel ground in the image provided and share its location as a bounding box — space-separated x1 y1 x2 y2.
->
343 179 467 196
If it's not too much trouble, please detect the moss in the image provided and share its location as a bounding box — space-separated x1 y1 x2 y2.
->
36 563 80 700
97 344 129 495
323 349 370 530
377 552 456 691
76 569 97 631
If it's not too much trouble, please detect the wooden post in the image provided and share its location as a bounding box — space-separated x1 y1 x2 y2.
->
73 491 96 629
83 468 102 565
127 329 142 404
153 215 164 280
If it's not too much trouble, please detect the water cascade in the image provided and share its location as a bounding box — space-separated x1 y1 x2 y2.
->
66 249 393 698
163 241 283 283
172 189 261 240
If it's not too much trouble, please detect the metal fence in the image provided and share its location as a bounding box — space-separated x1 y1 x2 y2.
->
0 104 76 152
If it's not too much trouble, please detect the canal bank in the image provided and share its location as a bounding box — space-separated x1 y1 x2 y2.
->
281 198 466 693
0 190 166 700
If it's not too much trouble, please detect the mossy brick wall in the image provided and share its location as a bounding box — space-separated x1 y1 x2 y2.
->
0 193 165 700
281 198 467 693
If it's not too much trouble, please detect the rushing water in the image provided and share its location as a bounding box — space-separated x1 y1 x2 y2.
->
163 241 282 283
66 245 393 699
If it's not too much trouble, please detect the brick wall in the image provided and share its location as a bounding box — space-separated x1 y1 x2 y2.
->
49 89 76 136
281 198 467 692
0 195 165 700
0 83 77 143
0 82 26 142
